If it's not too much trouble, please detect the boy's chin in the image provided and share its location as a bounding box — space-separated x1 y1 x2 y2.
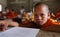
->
34 21 44 25
37 22 45 25
36 22 42 25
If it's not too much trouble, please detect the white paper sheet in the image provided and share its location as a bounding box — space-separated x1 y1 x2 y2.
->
0 27 40 37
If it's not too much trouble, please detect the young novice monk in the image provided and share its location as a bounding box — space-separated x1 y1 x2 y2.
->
33 2 60 32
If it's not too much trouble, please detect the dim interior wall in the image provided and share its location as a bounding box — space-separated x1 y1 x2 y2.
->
45 1 60 14
33 0 60 13
0 0 7 11
7 0 30 12
7 0 60 13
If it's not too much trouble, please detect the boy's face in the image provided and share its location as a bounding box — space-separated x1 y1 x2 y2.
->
34 5 49 25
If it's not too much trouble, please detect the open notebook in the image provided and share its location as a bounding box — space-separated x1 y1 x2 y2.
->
0 27 40 37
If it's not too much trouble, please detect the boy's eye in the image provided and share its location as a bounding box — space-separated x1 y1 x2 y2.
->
40 14 44 16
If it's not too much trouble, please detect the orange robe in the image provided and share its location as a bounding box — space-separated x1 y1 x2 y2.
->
6 11 18 19
41 18 60 32
55 12 60 19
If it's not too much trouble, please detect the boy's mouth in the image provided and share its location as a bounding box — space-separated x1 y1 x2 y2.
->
36 21 41 24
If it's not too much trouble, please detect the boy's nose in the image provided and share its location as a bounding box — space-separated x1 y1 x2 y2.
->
36 16 42 20
38 16 42 20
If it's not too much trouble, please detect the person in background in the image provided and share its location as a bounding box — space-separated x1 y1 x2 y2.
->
0 12 4 19
50 12 60 21
55 12 60 21
30 11 34 21
2 7 10 19
6 9 18 19
0 19 19 31
55 12 60 18
0 9 19 31
50 13 55 19
20 6 25 15
5 9 19 27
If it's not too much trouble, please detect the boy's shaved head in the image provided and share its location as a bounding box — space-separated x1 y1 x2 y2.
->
34 2 43 7
34 2 50 25
34 2 49 13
